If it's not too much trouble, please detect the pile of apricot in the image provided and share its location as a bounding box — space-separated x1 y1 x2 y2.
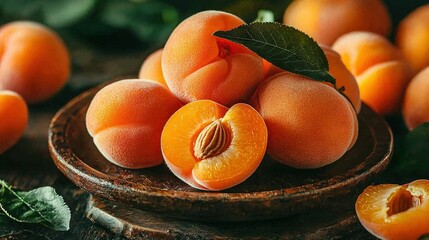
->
86 10 360 191
86 2 429 238
0 21 70 155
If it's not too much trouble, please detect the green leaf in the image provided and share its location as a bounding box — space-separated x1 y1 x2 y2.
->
0 212 9 223
391 123 429 177
419 234 429 240
0 180 71 231
42 0 97 28
214 22 336 85
254 10 275 23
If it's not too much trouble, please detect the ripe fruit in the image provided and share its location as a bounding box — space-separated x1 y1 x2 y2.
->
356 180 429 240
86 79 182 169
138 49 167 87
251 72 358 169
0 21 70 104
402 66 429 130
0 90 28 154
396 4 429 72
332 31 413 115
283 0 391 46
161 100 267 191
162 10 263 107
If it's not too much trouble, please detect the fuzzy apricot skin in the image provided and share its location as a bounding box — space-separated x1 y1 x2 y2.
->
86 79 182 169
396 5 429 72
162 10 263 107
356 180 429 240
283 0 391 46
0 21 70 104
262 46 361 113
251 72 358 169
138 49 167 87
0 90 28 154
161 100 267 191
332 32 413 116
402 66 429 130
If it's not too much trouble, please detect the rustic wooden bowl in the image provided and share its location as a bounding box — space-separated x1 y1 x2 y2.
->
48 81 393 222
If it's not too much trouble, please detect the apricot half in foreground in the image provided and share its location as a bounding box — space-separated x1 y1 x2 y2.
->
356 179 429 240
161 100 267 191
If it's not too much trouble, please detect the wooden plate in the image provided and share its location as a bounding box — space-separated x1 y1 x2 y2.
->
48 82 393 222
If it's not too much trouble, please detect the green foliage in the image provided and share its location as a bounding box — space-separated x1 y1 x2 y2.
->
390 123 429 178
0 180 71 231
42 0 97 28
99 0 179 43
214 22 336 85
254 10 275 23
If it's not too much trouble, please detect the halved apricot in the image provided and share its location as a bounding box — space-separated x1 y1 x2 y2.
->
161 100 267 191
356 180 429 240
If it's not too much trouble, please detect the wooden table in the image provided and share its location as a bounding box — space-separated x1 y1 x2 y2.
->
0 46 377 240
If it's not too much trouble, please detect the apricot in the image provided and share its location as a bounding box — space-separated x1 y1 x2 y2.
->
162 10 263 107
332 32 413 116
396 4 429 72
283 0 391 46
262 46 361 112
0 21 70 104
138 49 167 87
402 66 429 130
86 79 182 169
356 180 429 240
251 72 358 169
0 90 28 155
161 100 267 191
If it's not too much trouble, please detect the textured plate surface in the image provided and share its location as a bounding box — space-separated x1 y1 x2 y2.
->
49 82 393 221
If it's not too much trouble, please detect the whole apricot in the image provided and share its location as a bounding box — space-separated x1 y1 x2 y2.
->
356 180 429 240
396 4 429 72
138 49 167 87
0 90 28 154
283 0 391 46
402 66 429 130
251 72 358 169
161 100 267 191
262 46 361 112
332 32 413 116
162 10 263 107
0 21 70 104
86 79 182 169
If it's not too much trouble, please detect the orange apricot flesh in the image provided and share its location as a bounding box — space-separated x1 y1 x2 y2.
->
356 180 429 240
161 100 268 191
0 90 28 154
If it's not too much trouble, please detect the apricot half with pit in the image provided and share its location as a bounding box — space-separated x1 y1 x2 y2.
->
161 100 267 191
356 179 429 240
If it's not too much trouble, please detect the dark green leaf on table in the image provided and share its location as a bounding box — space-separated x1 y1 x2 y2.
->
214 22 336 86
0 180 71 231
391 123 429 178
